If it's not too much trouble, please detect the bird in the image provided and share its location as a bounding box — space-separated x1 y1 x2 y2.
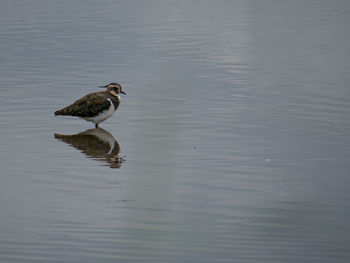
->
55 82 126 128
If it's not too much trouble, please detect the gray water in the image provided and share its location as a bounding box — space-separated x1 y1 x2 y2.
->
1 0 350 262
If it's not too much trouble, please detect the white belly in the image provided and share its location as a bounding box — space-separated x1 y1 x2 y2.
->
84 99 115 124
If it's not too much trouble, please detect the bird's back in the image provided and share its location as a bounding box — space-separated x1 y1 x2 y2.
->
55 91 110 117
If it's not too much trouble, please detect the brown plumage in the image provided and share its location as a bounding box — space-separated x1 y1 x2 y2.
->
55 82 126 127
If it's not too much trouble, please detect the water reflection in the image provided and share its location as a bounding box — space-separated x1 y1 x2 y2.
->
54 128 124 168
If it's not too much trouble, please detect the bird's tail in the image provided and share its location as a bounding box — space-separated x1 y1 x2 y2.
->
55 108 69 115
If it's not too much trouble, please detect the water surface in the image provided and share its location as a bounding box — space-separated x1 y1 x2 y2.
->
1 0 350 262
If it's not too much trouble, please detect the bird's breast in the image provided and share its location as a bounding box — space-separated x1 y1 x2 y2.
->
84 99 115 124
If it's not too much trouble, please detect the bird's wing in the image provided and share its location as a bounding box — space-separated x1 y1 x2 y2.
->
57 93 111 117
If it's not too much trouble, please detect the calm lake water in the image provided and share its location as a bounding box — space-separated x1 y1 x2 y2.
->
1 0 350 262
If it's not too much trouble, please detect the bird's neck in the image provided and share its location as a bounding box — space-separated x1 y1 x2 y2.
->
107 92 121 108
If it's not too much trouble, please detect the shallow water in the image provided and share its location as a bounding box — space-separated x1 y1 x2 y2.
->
1 0 350 262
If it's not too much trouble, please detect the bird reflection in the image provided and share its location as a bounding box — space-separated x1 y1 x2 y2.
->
54 128 125 168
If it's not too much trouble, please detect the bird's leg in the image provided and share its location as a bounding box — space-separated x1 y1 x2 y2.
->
95 123 99 128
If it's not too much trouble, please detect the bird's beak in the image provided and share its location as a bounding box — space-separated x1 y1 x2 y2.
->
98 85 106 88
121 90 126 95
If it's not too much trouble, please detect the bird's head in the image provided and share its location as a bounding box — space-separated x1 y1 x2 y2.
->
100 82 126 97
